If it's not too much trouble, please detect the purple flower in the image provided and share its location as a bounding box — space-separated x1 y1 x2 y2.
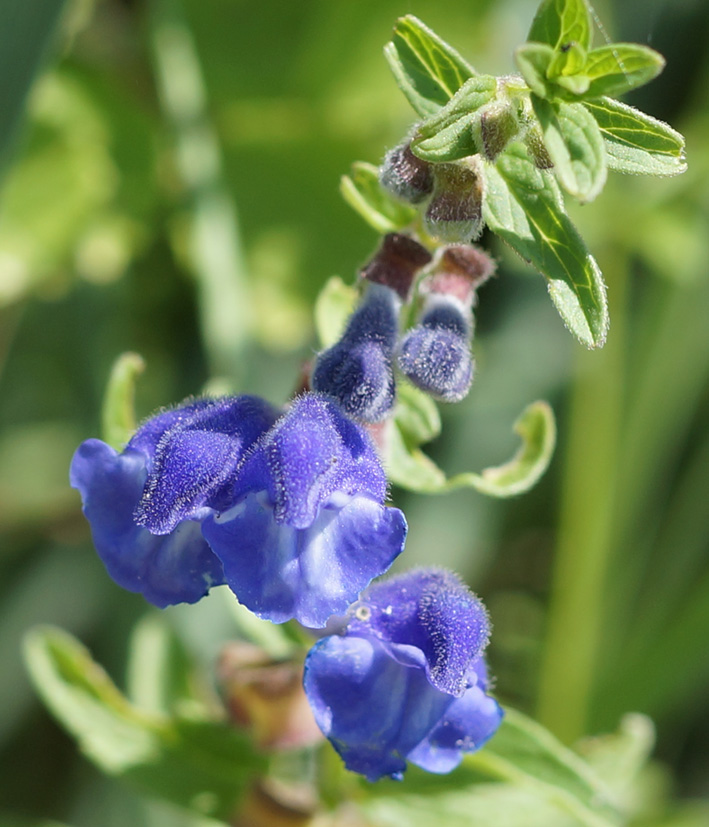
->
70 396 279 608
397 295 474 403
303 568 503 781
311 284 400 423
202 393 407 627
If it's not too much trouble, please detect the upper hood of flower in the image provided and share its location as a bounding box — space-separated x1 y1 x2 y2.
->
347 568 490 696
231 393 388 530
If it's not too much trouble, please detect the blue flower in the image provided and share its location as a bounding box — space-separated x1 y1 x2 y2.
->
397 295 474 402
303 568 503 781
312 284 400 423
202 393 407 627
70 396 279 608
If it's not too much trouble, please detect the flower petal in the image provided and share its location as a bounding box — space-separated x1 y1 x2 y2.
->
407 681 503 773
233 394 387 530
70 439 224 607
134 396 280 534
350 568 490 696
203 492 406 627
304 635 451 782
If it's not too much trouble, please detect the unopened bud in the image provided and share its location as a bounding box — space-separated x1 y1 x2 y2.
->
396 243 494 403
312 283 399 422
398 293 474 403
428 244 497 306
360 232 432 301
479 100 520 161
380 140 435 204
424 161 484 243
524 125 553 170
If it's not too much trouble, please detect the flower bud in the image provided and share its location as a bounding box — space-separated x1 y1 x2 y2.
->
398 296 474 403
429 244 497 304
360 232 432 301
397 245 495 403
478 99 520 161
380 140 435 204
424 160 484 243
524 124 553 170
311 283 399 421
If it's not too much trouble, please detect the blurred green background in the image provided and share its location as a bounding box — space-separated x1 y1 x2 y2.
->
0 0 707 823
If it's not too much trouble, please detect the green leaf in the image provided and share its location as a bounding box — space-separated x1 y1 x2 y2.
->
584 44 664 98
362 783 583 827
314 275 358 349
468 708 622 827
101 352 146 450
554 73 591 96
394 381 441 446
515 43 555 99
385 400 556 497
24 626 266 821
482 144 608 348
531 97 607 202
528 0 592 52
410 75 497 162
582 97 687 176
126 614 203 716
0 0 68 176
384 15 475 117
340 162 418 234
449 401 556 496
576 713 655 806
547 42 588 80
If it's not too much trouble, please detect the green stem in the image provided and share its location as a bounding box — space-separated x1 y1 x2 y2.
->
148 0 252 385
536 253 628 743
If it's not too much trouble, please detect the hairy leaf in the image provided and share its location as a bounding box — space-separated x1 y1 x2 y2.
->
468 708 622 827
394 380 442 445
340 162 418 234
384 15 475 117
584 44 665 98
482 144 608 348
24 627 266 821
583 97 687 176
528 0 593 52
547 41 588 80
515 42 555 99
532 96 607 202
411 75 497 162
386 400 556 497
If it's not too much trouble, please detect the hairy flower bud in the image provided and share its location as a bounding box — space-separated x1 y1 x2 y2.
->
313 235 430 422
218 642 323 751
359 232 432 301
380 140 435 204
398 296 474 403
312 283 399 422
397 245 495 403
524 124 554 170
424 160 485 243
478 99 520 161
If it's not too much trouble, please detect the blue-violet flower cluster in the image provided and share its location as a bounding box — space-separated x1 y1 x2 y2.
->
71 393 406 626
71 236 503 782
